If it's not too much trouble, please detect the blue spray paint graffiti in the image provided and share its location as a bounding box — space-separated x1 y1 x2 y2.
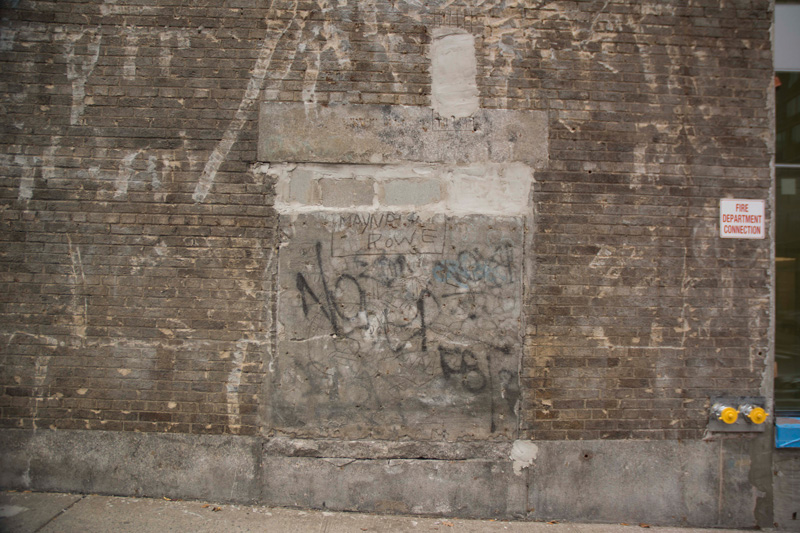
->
431 243 514 289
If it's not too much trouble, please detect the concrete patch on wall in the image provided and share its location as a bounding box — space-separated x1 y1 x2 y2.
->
270 213 524 440
260 100 538 441
258 103 548 167
429 28 479 119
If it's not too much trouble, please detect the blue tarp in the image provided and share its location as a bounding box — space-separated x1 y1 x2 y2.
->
775 417 800 448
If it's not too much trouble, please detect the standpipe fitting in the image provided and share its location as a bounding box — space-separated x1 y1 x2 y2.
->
740 404 769 425
711 403 739 425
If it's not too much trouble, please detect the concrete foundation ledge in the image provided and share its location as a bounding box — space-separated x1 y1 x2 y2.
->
261 456 527 518
526 439 763 529
0 429 261 503
0 429 769 528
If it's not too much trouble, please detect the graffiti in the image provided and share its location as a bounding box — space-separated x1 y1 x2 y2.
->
274 214 524 440
332 212 446 257
432 242 515 289
340 212 404 232
296 242 366 337
368 254 408 286
366 229 439 252
439 347 487 393
295 242 437 353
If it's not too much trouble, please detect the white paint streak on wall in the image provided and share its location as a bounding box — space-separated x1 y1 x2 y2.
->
226 340 249 434
123 28 139 80
146 155 160 189
430 28 479 118
633 143 646 175
227 229 276 432
99 0 119 15
64 30 102 126
5 332 60 432
67 235 88 340
41 138 60 182
263 43 301 102
16 156 36 202
482 14 522 109
0 28 17 51
321 20 351 69
32 354 52 431
301 35 321 116
227 338 265 434
599 61 618 73
100 0 158 16
115 151 139 199
193 6 301 203
158 32 174 77
5 331 60 350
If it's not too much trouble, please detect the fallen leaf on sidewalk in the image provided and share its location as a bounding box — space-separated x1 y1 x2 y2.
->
639 524 650 528
201 504 210 508
547 520 559 524
212 506 222 512
163 497 172 501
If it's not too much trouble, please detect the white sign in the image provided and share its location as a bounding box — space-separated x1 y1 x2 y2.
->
720 199 765 239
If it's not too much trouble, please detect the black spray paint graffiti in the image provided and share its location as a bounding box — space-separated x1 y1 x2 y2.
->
431 242 515 289
296 242 367 337
438 347 520 432
288 235 521 435
439 346 487 393
296 242 433 351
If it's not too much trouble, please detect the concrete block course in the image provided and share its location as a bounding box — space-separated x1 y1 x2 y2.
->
318 177 374 208
268 162 535 216
382 178 441 207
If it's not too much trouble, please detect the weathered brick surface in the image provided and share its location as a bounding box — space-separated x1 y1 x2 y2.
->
0 1 773 440
521 1 773 440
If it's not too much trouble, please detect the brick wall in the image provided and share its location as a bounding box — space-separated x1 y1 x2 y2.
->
523 1 773 440
0 0 773 440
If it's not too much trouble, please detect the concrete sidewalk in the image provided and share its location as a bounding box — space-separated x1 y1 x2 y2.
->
0 491 761 533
